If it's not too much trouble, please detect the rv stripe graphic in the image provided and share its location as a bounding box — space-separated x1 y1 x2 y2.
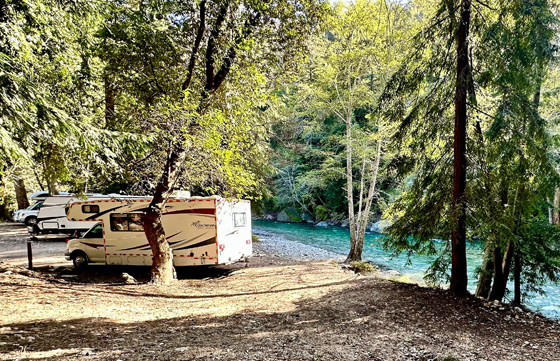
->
163 208 216 216
173 237 216 250
80 242 104 249
119 232 183 251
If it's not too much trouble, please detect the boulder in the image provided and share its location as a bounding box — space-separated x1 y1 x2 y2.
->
300 213 314 223
121 272 136 284
315 221 329 227
369 220 391 233
276 207 302 223
340 219 349 228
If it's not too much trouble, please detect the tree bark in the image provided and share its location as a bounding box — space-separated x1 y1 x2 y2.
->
104 75 115 126
345 113 357 263
450 0 471 296
144 145 186 284
182 0 206 91
475 243 494 298
347 141 382 262
0 169 10 220
14 175 29 210
488 241 514 301
513 242 521 305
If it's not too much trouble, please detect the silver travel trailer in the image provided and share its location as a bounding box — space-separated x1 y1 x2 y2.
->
64 196 252 268
32 194 116 236
12 191 62 225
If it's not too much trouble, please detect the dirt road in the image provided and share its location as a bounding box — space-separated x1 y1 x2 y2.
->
0 222 69 267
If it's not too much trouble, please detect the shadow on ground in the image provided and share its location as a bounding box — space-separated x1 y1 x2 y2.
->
1 275 559 361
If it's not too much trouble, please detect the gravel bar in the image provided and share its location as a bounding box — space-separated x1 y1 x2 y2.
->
252 228 345 262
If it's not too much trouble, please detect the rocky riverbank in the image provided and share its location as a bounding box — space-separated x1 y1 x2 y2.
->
253 229 345 262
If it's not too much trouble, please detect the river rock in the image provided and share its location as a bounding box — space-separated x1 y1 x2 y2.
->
121 273 136 284
315 221 328 227
369 220 391 233
300 213 314 223
264 214 276 221
340 219 349 227
277 208 302 223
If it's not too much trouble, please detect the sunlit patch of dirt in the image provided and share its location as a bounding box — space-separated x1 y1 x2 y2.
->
0 258 559 361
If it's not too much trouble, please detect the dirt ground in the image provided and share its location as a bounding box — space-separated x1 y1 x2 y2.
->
0 224 559 361
0 223 68 268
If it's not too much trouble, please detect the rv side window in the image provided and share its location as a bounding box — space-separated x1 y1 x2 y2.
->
110 213 144 231
233 213 246 227
82 205 100 213
128 214 144 231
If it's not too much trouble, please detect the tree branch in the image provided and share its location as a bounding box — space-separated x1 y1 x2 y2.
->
212 12 261 91
204 1 229 94
182 0 206 91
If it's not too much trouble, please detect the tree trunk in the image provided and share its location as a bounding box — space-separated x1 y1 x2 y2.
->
0 169 11 220
475 243 494 298
513 243 521 305
553 187 560 225
14 175 30 210
104 75 115 127
346 135 382 262
46 176 58 195
345 113 357 263
144 145 186 284
450 0 471 296
548 197 553 224
33 170 45 191
488 241 514 302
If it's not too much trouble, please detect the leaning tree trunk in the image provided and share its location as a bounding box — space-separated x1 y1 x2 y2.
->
475 243 494 298
488 241 514 302
14 175 30 210
450 0 472 296
144 145 186 284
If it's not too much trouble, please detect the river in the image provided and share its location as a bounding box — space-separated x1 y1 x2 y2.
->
253 219 560 320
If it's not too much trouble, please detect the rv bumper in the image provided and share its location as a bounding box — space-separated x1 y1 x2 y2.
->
64 252 71 261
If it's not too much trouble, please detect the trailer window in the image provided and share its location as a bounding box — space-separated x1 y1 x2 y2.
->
110 213 144 231
233 213 246 227
82 205 100 214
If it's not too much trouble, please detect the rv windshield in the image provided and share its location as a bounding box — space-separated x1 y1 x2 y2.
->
84 224 103 238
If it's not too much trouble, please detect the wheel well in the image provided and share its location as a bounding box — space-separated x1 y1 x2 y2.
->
70 250 88 261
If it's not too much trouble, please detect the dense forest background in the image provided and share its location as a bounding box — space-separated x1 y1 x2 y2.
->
2 0 560 296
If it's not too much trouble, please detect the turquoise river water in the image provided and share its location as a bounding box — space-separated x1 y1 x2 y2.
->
253 219 560 320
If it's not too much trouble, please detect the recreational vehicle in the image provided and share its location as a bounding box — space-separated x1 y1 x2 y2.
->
12 191 59 225
64 196 252 268
33 194 117 236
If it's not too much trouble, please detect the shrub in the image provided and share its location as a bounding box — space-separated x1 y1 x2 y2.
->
350 261 375 274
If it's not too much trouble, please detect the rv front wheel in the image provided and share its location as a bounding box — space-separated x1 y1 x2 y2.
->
72 253 88 270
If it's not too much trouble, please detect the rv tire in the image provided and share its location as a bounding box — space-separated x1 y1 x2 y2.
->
72 252 89 270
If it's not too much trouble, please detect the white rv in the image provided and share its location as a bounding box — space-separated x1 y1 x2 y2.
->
64 196 252 268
